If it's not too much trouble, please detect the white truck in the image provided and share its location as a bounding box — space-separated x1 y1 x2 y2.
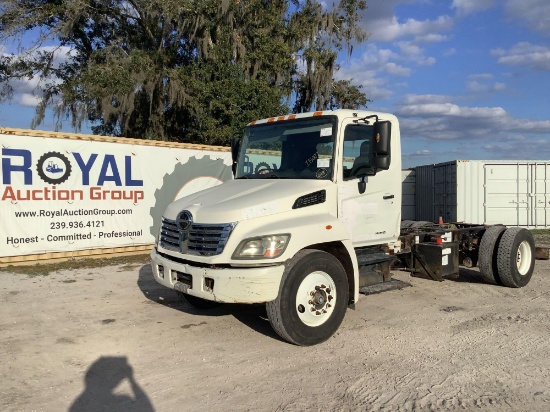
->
150 109 536 345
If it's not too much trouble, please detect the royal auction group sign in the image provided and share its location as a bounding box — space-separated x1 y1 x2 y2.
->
0 131 232 258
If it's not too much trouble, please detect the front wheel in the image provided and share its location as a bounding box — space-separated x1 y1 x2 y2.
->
266 250 349 346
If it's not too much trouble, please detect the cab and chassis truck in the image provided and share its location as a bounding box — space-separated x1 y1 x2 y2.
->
150 109 536 346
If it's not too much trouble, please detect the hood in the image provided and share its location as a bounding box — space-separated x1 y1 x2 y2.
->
164 179 332 223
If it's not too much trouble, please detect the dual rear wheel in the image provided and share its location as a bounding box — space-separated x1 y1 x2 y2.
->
478 227 535 288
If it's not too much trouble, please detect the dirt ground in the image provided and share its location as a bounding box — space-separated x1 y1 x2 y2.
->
1 255 550 412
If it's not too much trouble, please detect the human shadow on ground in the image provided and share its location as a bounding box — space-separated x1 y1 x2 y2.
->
137 264 284 343
69 356 154 412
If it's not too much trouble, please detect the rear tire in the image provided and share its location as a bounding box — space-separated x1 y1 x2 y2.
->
266 250 349 346
177 292 222 309
497 227 535 288
478 225 506 284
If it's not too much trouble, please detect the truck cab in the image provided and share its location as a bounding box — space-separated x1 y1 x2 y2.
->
151 109 401 345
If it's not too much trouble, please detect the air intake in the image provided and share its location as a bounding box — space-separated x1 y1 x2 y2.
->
292 190 326 209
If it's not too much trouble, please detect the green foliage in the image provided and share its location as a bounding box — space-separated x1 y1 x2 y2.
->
329 79 370 110
0 0 368 144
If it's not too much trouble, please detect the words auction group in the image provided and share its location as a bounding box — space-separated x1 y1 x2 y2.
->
2 186 144 203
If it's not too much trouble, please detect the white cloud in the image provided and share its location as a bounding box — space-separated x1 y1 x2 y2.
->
466 74 506 93
334 66 393 101
399 94 453 105
17 93 42 107
415 33 448 43
443 48 456 56
467 80 506 93
467 73 493 80
2 46 76 108
480 139 550 159
368 15 454 43
338 44 411 79
505 0 550 34
492 42 550 71
451 0 495 16
394 94 550 142
385 62 411 76
337 41 439 102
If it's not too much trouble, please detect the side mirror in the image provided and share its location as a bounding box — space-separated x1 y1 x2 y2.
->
372 121 391 171
231 138 241 176
231 137 241 163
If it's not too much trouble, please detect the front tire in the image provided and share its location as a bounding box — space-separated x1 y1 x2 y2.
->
496 227 535 288
266 250 349 346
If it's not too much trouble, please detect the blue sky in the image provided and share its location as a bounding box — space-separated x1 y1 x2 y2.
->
1 0 549 168
337 0 550 167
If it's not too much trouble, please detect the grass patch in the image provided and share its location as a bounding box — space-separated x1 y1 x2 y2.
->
530 229 550 235
0 254 151 277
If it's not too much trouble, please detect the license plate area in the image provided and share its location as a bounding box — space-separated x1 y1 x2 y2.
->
173 271 192 292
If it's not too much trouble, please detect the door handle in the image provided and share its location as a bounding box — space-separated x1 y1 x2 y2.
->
383 194 395 200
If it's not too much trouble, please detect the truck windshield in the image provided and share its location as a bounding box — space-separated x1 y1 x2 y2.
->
235 116 337 180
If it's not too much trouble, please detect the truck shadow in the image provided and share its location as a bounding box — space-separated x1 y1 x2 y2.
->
137 264 285 343
449 268 492 285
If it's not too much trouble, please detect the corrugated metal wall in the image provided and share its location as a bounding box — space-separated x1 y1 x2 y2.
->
414 164 435 222
401 170 416 220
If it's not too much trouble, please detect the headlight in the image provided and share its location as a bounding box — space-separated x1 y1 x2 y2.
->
232 234 291 259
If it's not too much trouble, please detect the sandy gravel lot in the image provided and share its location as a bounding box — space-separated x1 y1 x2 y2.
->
1 256 550 411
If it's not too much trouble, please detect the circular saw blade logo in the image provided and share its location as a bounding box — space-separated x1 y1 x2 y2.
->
36 152 72 185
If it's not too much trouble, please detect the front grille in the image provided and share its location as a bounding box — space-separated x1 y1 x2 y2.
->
159 218 236 256
159 218 180 250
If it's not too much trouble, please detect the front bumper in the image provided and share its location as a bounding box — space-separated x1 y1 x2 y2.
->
150 248 285 304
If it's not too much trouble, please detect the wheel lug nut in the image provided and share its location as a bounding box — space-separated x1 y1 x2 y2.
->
315 311 321 315
321 284 326 288
327 303 332 308
308 300 313 304
328 295 333 301
311 307 316 312
315 286 320 290
326 288 331 294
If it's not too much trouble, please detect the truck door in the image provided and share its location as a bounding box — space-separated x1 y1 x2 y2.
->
337 121 401 247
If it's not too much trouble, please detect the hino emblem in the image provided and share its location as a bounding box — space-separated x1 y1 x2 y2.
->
176 210 193 231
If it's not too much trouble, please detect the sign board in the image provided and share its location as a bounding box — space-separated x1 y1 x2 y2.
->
0 130 232 258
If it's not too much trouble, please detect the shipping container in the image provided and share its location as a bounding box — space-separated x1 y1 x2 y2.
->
402 169 416 220
414 160 550 228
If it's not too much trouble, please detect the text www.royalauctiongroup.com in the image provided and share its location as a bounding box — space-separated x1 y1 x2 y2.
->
14 208 133 218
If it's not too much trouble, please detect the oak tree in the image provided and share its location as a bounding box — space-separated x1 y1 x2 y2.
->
0 0 368 143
